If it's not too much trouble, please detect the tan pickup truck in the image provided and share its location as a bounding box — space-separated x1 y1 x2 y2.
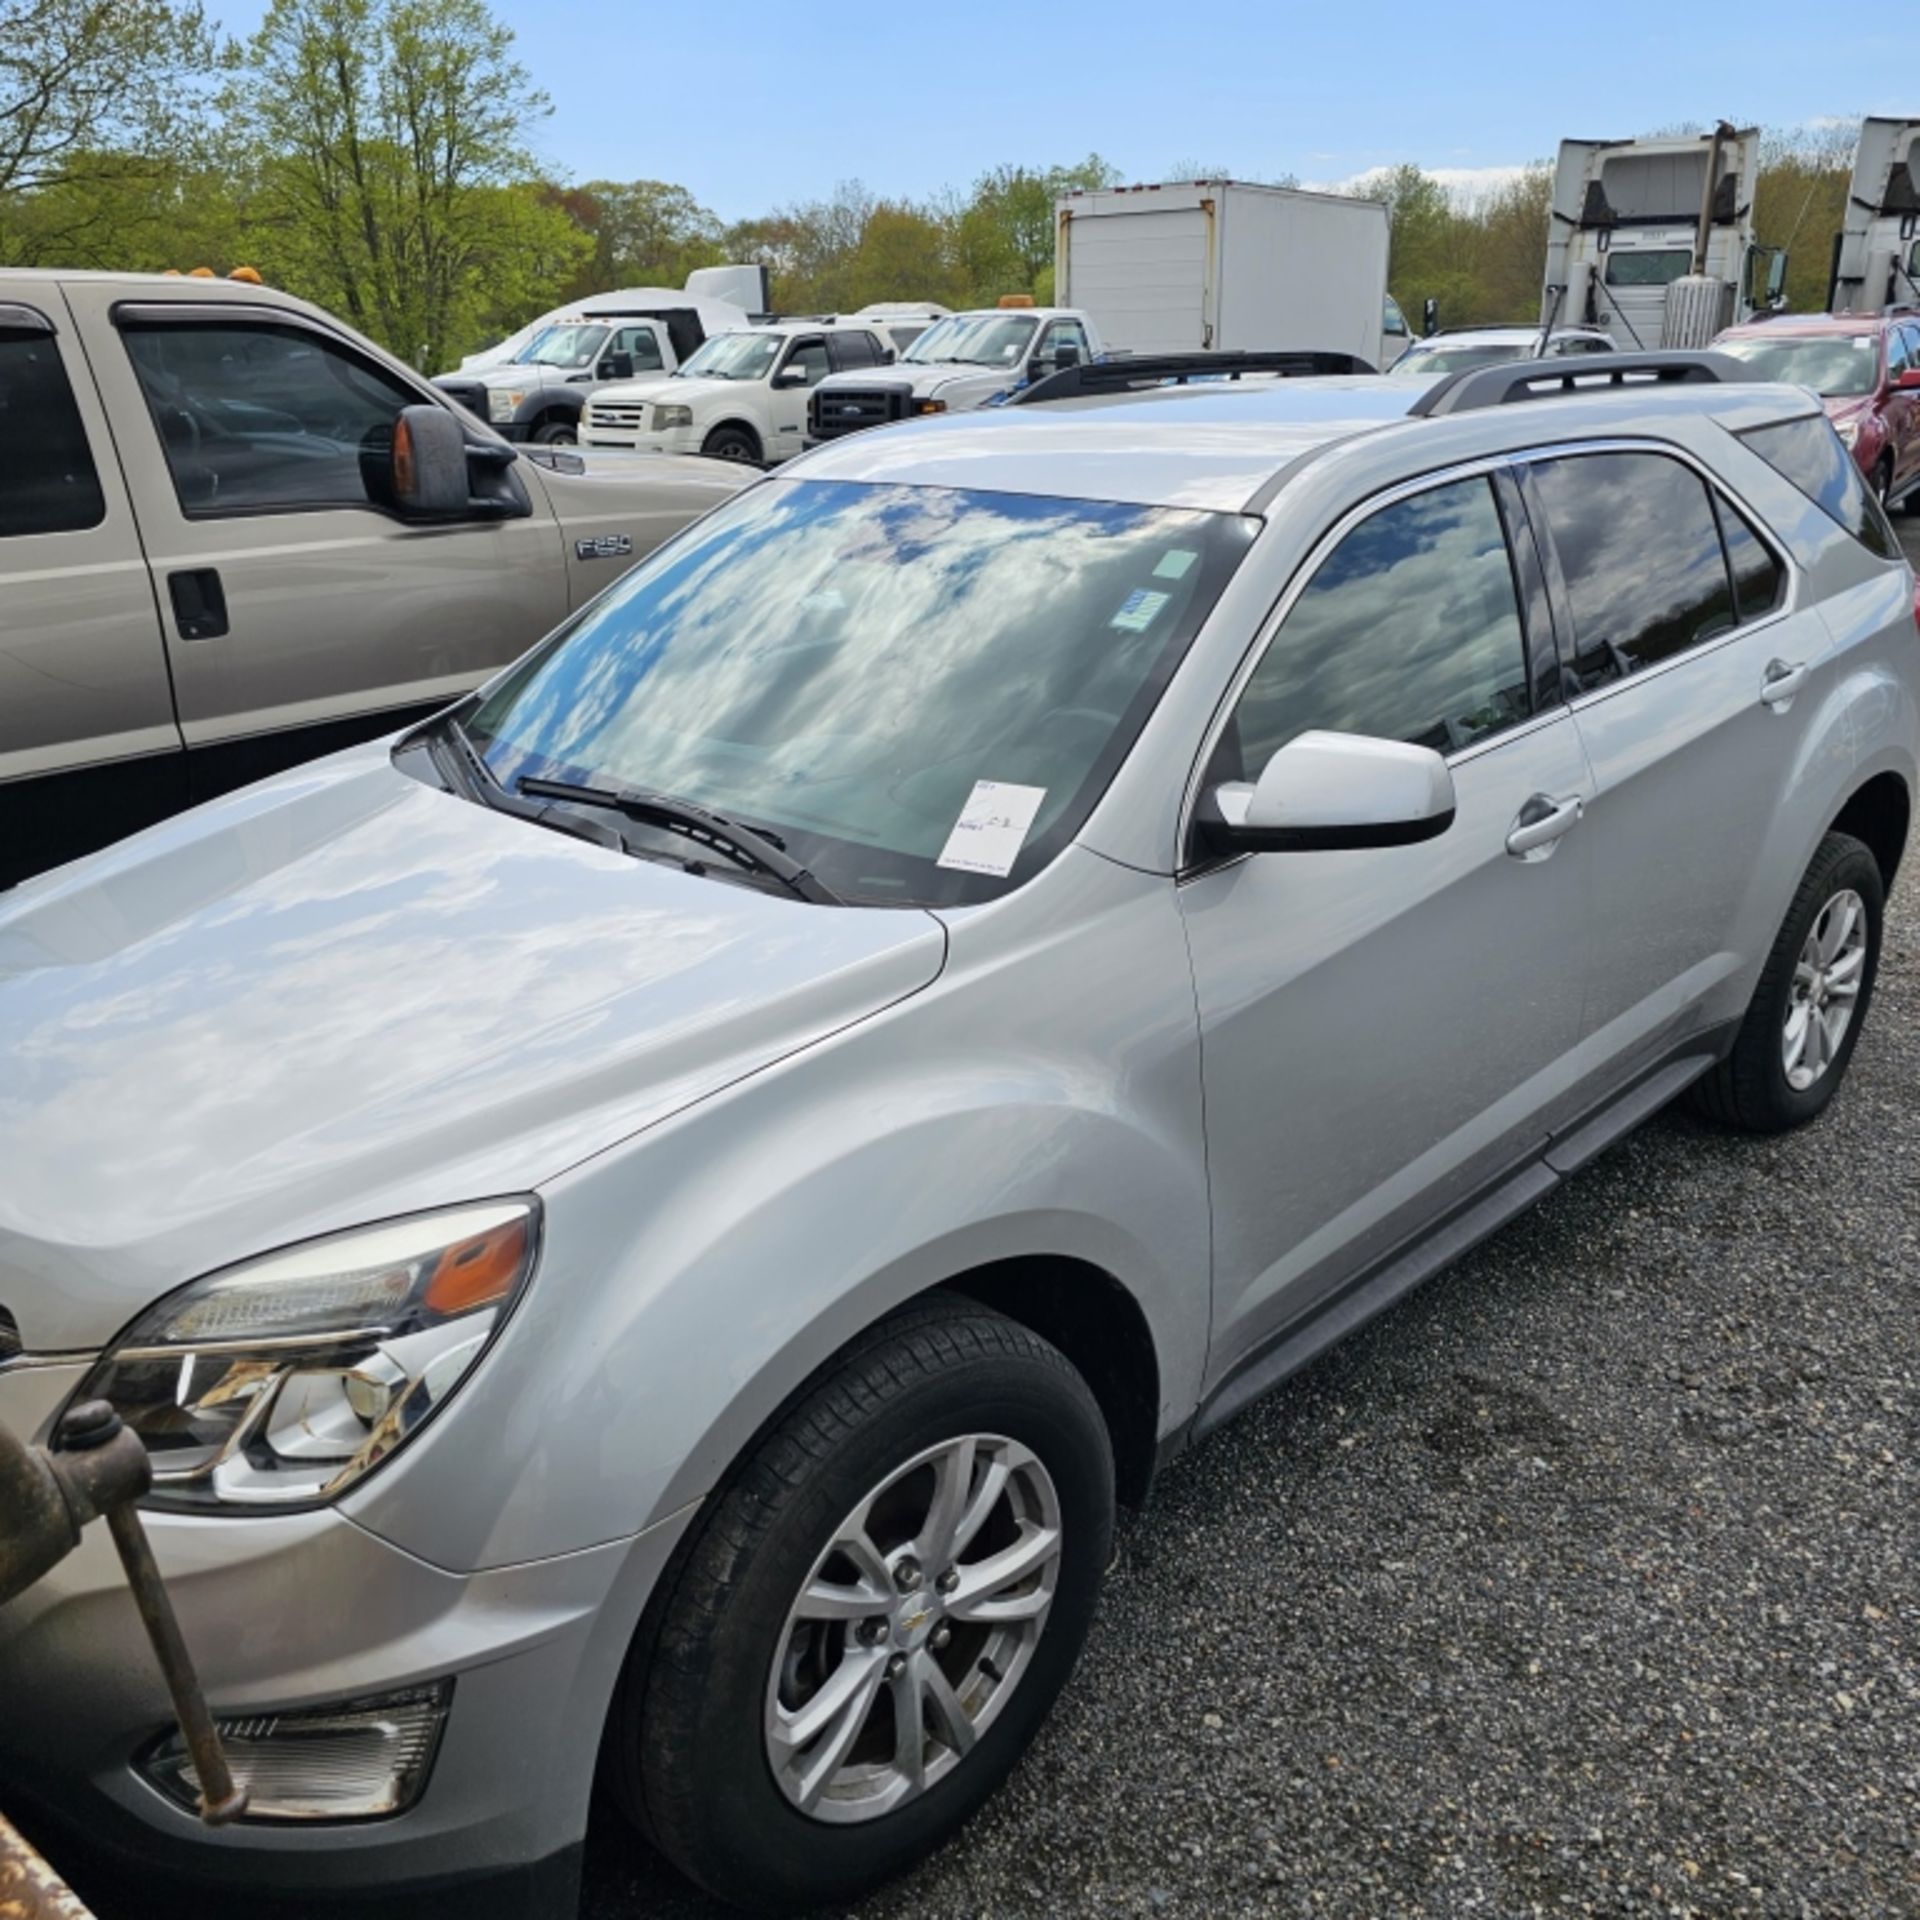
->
0 270 752 885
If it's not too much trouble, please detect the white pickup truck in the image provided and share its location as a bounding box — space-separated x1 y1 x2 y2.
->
581 317 898 465
433 288 756 447
803 306 1103 446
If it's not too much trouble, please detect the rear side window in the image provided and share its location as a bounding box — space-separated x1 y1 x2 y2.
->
1714 495 1786 622
1528 452 1734 688
1738 414 1899 560
1229 474 1531 770
829 331 880 371
0 328 106 537
123 320 419 518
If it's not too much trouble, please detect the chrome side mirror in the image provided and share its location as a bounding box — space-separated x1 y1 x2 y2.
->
1204 730 1456 854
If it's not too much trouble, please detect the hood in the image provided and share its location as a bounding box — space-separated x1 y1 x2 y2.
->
815 364 1014 403
0 748 944 1350
593 373 755 412
445 363 572 393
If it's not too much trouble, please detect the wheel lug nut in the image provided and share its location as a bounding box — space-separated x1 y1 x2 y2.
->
893 1559 923 1593
931 1624 952 1650
858 1619 887 1645
936 1568 959 1593
886 1653 907 1679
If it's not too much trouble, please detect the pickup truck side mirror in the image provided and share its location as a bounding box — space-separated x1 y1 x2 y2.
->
386 405 478 517
1052 343 1082 371
772 367 812 390
1202 730 1455 854
596 352 635 381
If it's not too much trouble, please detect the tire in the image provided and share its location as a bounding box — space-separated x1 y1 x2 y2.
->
531 418 578 447
612 1297 1114 1913
702 424 761 465
1691 831 1884 1133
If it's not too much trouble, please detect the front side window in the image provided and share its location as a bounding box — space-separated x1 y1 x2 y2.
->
1738 414 1899 560
467 479 1255 906
1226 475 1531 777
607 326 664 372
1528 452 1734 687
0 328 105 537
781 340 830 386
123 321 418 516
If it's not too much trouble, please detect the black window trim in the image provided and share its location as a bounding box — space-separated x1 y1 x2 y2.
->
1514 435 1798 713
109 299 526 527
1176 454 1566 872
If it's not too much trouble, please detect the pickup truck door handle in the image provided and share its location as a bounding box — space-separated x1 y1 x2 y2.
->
1760 659 1808 708
168 568 229 641
1505 792 1584 860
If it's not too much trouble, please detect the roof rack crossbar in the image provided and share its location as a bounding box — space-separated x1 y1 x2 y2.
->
1013 348 1377 406
1410 349 1753 418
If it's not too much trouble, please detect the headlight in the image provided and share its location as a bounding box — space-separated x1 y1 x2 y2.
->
62 1201 538 1513
487 389 521 422
1835 419 1860 447
652 404 693 430
914 398 948 415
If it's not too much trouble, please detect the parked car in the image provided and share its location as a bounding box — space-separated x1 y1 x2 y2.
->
1715 312 1920 510
455 267 769 372
849 300 952 355
1388 324 1617 377
584 318 897 465
0 353 1912 1920
0 269 752 885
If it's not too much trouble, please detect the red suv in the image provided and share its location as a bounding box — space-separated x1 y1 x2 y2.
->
1714 312 1920 511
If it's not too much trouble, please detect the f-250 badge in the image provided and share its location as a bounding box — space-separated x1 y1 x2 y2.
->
575 534 634 560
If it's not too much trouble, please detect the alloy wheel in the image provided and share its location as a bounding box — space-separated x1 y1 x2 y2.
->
1783 887 1867 1092
764 1433 1062 1824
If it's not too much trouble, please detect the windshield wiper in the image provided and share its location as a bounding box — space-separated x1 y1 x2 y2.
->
517 777 842 905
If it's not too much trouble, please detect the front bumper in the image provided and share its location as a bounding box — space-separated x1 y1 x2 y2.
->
580 429 697 457
0 1361 694 1913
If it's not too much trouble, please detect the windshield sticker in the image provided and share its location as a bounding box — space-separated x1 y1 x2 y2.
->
937 780 1047 878
1154 549 1199 581
1110 588 1171 633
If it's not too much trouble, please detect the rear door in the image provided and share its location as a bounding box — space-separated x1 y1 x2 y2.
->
1521 442 1822 1080
0 284 180 878
63 286 570 777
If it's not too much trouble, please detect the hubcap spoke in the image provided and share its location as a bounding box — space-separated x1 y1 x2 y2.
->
914 1436 977 1565
947 1522 1062 1624
917 1653 979 1757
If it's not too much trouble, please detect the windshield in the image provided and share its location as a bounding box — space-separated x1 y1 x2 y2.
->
1604 250 1692 288
676 331 782 381
1390 342 1530 376
518 323 610 369
903 314 1039 368
467 479 1255 906
1715 333 1879 398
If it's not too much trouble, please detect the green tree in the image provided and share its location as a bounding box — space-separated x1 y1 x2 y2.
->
0 0 224 264
224 0 579 366
545 177 725 298
954 154 1119 303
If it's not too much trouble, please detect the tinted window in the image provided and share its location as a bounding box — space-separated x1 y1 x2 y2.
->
782 339 830 386
828 331 878 371
1231 476 1530 771
1714 494 1786 622
1886 328 1909 379
1530 453 1734 687
123 322 418 517
1739 414 1900 560
0 329 106 537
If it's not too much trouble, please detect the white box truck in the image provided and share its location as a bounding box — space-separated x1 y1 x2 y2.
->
1831 116 1920 311
1541 126 1786 349
1053 180 1392 368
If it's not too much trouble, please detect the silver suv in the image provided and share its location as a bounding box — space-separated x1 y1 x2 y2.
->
0 353 1913 1917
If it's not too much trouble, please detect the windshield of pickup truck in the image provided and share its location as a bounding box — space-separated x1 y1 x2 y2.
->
518 324 610 369
465 479 1255 906
1604 250 1692 288
903 314 1039 368
677 331 783 381
1714 333 1879 397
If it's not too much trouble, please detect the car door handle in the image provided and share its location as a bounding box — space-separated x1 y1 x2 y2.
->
1505 793 1584 859
1760 659 1808 707
167 568 229 641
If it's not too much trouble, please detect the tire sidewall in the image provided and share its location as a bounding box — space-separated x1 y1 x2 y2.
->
1752 841 1884 1126
637 1342 1112 1910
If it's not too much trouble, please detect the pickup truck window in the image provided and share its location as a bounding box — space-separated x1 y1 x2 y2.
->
123 320 421 518
607 326 664 372
466 478 1255 907
782 339 830 386
0 330 106 537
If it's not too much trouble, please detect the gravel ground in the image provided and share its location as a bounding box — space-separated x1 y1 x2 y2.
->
577 864 1919 1920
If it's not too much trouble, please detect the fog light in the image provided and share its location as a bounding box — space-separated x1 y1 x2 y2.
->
140 1682 451 1822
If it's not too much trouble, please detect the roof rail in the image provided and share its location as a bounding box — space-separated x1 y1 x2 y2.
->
1410 349 1751 418
1013 348 1378 407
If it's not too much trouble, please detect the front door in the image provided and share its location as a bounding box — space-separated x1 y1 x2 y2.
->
1181 469 1594 1383
62 285 570 771
769 335 830 459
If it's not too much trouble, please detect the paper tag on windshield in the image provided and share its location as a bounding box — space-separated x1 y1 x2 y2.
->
1154 549 1199 580
1111 588 1171 632
937 780 1047 877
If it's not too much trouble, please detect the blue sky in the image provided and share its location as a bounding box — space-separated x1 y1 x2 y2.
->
217 0 1897 220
